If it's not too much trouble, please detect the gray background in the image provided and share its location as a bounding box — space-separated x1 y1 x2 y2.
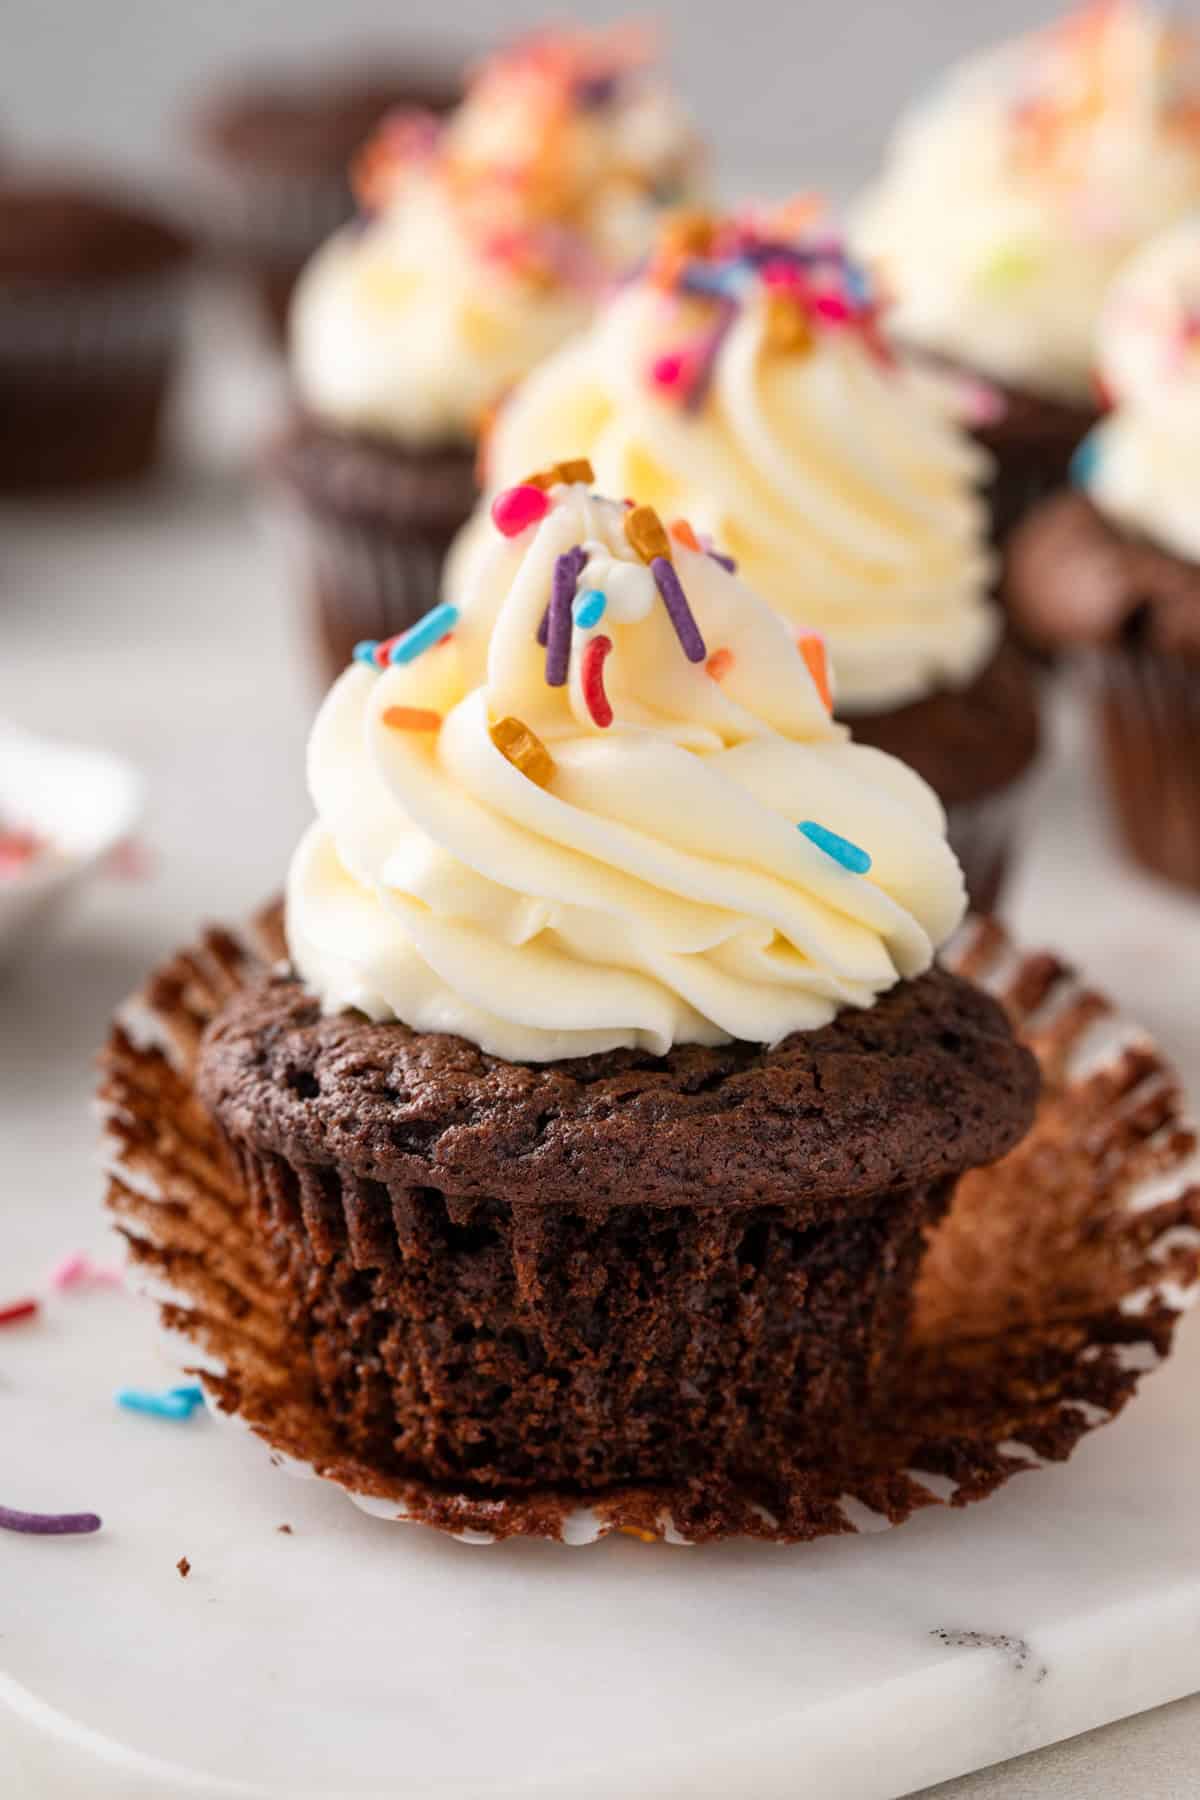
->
5 0 1054 195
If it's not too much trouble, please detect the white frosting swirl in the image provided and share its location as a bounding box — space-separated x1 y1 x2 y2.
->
288 485 966 1061
1080 215 1200 560
291 30 701 447
854 3 1200 402
456 263 998 714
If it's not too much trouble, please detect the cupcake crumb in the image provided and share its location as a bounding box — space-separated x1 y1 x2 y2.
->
276 1523 293 1534
176 1555 191 1579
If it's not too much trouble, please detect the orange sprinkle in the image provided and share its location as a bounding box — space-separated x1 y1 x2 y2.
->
619 1526 659 1543
798 634 832 713
670 517 701 552
706 647 734 681
382 706 443 733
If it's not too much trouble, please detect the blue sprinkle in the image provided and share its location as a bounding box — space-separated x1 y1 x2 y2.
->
352 640 379 666
1069 431 1101 490
798 820 872 875
844 263 872 307
573 589 607 630
387 603 459 665
117 1384 207 1421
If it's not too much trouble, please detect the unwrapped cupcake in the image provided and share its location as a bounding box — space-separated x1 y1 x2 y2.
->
153 473 1037 1506
1007 216 1200 891
460 204 1038 911
266 25 703 682
853 1 1200 541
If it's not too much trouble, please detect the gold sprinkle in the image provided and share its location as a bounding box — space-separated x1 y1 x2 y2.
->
522 457 595 492
763 292 814 355
490 716 555 788
660 208 716 258
625 503 672 565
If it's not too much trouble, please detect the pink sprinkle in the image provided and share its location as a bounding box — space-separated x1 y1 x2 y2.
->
649 349 691 390
760 258 806 292
47 1252 123 1292
491 484 552 538
812 292 852 324
960 378 1008 428
106 838 154 882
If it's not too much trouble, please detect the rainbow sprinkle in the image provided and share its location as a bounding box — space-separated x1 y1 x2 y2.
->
799 820 872 875
581 634 615 727
545 547 588 686
0 1504 101 1537
382 706 443 733
573 589 607 629
492 483 551 538
0 1297 39 1328
386 604 459 665
651 558 707 662
116 1383 206 1422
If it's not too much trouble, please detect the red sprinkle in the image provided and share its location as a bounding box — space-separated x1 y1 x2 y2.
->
374 636 402 667
706 647 734 681
0 1298 39 1328
581 635 614 728
491 484 551 538
813 292 852 324
649 349 694 391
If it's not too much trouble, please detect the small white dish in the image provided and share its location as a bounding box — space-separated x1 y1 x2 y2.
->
0 723 143 967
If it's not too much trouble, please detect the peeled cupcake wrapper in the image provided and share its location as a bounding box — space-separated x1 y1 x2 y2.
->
0 272 187 367
100 906 1200 1546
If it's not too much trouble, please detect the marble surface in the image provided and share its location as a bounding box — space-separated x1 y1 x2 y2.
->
2 299 1200 1799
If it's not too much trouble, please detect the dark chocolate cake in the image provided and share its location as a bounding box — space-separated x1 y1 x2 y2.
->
195 967 1037 1493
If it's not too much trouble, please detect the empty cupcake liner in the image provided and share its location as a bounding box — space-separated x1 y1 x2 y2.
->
1089 642 1200 894
99 907 1200 1546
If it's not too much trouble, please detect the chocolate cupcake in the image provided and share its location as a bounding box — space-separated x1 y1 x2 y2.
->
1007 217 1200 891
267 25 704 686
461 206 1039 911
0 174 191 491
107 476 1047 1525
189 57 461 342
853 2 1200 546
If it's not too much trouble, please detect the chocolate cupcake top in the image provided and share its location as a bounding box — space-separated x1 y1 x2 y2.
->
290 25 703 448
0 176 190 284
463 205 998 714
854 2 1200 405
199 961 1037 1209
287 475 966 1062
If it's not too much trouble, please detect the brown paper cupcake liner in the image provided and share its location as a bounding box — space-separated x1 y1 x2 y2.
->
0 273 189 490
99 908 1200 1546
271 498 469 686
1090 641 1200 893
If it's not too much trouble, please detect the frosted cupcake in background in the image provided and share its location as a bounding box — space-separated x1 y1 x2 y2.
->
266 24 703 684
458 203 1038 911
853 1 1200 543
1007 216 1200 891
189 54 462 343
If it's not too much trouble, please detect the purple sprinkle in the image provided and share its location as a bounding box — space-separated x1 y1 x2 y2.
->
651 558 707 663
536 606 550 647
0 1504 102 1536
707 549 737 573
684 299 738 415
545 547 587 687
